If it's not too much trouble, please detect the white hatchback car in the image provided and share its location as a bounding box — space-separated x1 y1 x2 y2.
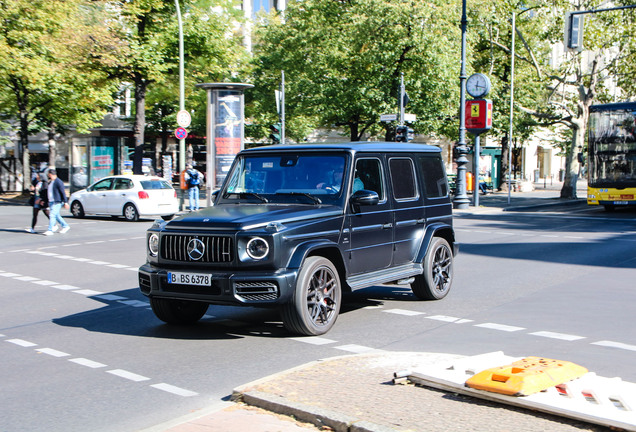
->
69 175 179 221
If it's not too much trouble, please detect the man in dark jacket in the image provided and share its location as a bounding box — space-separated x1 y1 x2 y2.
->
44 169 70 236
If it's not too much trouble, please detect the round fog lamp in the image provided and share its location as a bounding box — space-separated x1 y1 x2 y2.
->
246 237 269 260
148 233 159 256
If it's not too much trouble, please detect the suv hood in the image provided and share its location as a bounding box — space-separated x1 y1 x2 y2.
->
165 204 342 231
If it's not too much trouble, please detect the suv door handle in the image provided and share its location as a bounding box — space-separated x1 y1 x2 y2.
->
417 218 425 224
382 223 393 229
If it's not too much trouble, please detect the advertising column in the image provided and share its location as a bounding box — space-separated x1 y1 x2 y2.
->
196 83 253 207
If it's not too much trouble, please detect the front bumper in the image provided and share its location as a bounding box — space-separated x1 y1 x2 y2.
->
138 263 298 306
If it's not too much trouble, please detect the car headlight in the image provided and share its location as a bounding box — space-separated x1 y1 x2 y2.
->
148 233 159 257
246 237 269 260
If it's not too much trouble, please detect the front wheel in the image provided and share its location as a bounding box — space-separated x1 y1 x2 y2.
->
411 237 453 300
123 203 139 221
150 298 208 325
281 256 341 336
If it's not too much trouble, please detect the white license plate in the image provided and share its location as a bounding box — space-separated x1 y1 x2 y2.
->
167 272 211 286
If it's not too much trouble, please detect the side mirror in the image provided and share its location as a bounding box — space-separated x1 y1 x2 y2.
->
350 189 379 213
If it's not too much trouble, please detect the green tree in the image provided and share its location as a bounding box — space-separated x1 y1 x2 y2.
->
115 0 248 174
0 0 120 189
250 0 462 142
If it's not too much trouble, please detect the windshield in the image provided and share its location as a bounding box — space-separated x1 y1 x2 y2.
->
222 152 348 204
588 108 636 187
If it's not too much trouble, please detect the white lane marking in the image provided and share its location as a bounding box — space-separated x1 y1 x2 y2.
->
72 258 92 262
335 344 381 354
0 272 20 277
125 267 138 272
591 340 636 352
455 319 474 324
107 264 129 269
39 252 59 256
540 235 559 238
118 300 149 308
89 261 111 265
109 239 127 242
13 276 39 282
107 369 150 382
69 358 107 368
85 241 106 244
62 243 82 247
54 255 75 259
529 331 586 341
37 348 70 357
6 339 37 347
151 383 198 397
95 294 128 301
384 308 425 316
73 289 103 296
51 284 80 291
289 337 337 345
474 323 525 332
426 315 462 323
32 280 58 286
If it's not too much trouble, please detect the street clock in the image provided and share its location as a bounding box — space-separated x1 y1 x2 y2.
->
466 73 491 98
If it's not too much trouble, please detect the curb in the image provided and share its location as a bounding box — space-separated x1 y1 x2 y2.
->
503 198 586 212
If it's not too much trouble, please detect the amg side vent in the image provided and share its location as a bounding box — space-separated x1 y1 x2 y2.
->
235 282 279 302
161 234 233 263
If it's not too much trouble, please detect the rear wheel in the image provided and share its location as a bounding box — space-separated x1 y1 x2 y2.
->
282 256 341 336
70 201 85 218
123 203 139 221
411 237 453 300
150 298 208 325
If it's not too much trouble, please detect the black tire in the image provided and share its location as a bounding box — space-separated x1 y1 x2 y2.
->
150 297 208 325
161 214 174 221
70 200 85 218
123 203 139 221
411 237 453 300
281 256 341 336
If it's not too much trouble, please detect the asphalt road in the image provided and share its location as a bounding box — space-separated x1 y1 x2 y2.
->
0 203 635 432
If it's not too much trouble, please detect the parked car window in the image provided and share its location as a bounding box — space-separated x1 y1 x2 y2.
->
140 179 172 190
354 158 384 200
92 178 113 191
419 156 448 198
114 179 133 190
389 158 417 200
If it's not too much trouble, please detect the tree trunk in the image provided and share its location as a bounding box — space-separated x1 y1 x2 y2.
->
560 124 586 200
132 71 147 175
48 124 57 167
499 134 509 191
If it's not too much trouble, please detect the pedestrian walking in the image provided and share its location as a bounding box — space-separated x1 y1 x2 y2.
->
44 169 70 236
26 172 51 234
184 164 204 211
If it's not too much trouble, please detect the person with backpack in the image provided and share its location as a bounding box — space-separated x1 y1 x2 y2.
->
184 164 204 211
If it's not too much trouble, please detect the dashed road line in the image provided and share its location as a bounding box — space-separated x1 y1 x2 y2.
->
591 341 636 351
474 322 525 332
336 344 381 354
3 335 198 397
289 336 337 345
529 331 586 341
384 308 425 316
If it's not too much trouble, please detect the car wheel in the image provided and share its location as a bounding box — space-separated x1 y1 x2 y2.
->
161 214 174 221
411 237 453 300
123 203 139 221
150 297 208 325
70 201 85 218
281 256 341 336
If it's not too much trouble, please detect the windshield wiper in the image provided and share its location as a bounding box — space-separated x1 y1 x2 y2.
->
275 192 322 204
223 192 269 203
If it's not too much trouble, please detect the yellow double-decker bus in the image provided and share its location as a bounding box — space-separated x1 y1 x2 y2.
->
587 102 636 211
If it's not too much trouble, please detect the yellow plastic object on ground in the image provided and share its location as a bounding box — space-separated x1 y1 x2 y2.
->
465 356 588 397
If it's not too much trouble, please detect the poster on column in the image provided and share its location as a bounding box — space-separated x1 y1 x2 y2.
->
214 91 242 186
90 146 115 183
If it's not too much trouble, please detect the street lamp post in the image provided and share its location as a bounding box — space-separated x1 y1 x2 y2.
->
453 0 470 209
174 0 186 174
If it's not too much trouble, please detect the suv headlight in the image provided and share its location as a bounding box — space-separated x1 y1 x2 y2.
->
246 237 269 260
148 233 159 257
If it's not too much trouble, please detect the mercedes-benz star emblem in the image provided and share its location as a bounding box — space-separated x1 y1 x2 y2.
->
187 238 205 261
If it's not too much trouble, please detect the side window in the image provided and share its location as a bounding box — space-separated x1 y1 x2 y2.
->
419 156 448 198
389 158 417 200
114 179 133 190
354 158 384 199
92 178 113 191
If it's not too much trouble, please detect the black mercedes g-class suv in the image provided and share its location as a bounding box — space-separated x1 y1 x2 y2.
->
139 142 457 335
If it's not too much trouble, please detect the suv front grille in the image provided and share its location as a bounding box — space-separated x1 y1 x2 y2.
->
161 234 233 263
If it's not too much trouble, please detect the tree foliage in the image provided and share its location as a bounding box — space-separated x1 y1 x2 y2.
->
250 0 463 142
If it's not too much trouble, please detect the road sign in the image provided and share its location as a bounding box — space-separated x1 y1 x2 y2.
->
380 113 397 122
175 127 188 140
177 110 191 128
404 113 417 122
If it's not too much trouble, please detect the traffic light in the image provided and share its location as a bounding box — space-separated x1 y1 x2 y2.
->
269 123 282 144
395 125 414 142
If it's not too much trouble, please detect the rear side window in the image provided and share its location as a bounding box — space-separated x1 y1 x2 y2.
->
389 158 417 200
141 180 172 190
419 156 448 198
